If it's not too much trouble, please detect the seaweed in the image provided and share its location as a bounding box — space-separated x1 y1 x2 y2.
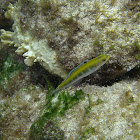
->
0 54 24 90
29 76 85 139
84 94 92 116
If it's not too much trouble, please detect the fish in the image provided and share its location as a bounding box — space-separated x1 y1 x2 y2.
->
51 54 110 95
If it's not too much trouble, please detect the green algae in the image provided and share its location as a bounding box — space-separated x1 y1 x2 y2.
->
84 94 92 116
95 99 104 105
136 13 140 19
133 41 140 60
0 54 24 90
78 127 96 140
30 77 85 139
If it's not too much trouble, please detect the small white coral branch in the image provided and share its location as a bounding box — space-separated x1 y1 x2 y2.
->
0 29 14 46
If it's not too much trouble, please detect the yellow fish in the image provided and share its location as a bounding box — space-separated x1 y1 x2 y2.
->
52 55 110 95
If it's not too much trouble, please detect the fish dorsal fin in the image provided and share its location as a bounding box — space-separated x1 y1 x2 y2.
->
64 59 89 81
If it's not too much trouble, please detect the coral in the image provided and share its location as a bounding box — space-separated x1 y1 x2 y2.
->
0 0 140 81
0 29 14 46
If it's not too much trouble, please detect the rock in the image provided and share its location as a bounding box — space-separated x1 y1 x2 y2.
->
0 0 17 30
0 0 140 82
57 79 140 139
0 85 46 139
1 79 139 139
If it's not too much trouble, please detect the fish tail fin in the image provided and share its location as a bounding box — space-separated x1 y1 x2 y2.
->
51 88 61 96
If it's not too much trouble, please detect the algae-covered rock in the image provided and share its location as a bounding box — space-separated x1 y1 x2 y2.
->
0 48 31 96
0 0 17 30
0 71 139 139
57 80 140 139
0 0 140 82
0 85 46 139
29 83 85 140
28 78 140 140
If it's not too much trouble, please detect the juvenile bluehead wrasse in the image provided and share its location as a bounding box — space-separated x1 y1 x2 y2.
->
52 55 110 95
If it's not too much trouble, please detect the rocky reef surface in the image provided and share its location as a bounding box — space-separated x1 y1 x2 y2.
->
1 0 140 82
0 0 17 30
0 70 139 139
57 80 140 139
0 0 140 139
0 44 139 139
0 85 46 139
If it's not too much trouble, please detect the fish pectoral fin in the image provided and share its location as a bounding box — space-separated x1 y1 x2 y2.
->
71 78 83 87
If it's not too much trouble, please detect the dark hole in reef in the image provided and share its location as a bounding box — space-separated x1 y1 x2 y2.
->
103 65 140 86
29 62 63 89
29 61 140 90
83 63 140 87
